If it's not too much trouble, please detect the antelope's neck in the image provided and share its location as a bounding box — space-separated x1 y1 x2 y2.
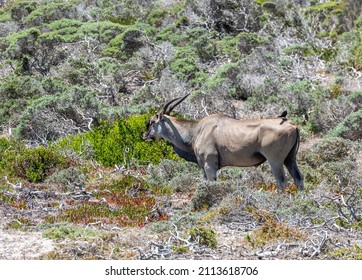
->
162 116 196 151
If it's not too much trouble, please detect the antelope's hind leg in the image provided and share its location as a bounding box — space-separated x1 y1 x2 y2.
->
284 158 304 191
268 161 287 194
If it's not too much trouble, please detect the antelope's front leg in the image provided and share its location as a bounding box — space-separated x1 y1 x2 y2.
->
203 154 219 181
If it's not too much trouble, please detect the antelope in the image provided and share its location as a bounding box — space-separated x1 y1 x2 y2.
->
143 94 304 193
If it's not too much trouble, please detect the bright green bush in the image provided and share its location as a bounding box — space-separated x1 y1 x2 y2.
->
283 44 313 56
155 24 183 44
0 138 14 154
92 0 154 24
87 114 177 166
340 15 362 70
43 224 102 240
54 113 177 167
351 43 362 70
217 36 241 61
329 244 362 260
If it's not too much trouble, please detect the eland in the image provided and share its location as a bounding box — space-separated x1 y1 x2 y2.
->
143 94 304 193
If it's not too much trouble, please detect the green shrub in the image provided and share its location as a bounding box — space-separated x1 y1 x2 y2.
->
54 113 177 167
79 21 126 44
23 0 78 27
147 159 201 191
0 138 15 154
3 26 67 75
39 19 127 48
262 2 278 15
237 32 269 54
328 109 362 141
14 147 67 182
155 25 183 44
351 43 362 70
300 137 355 168
348 15 362 70
305 1 343 14
329 244 362 260
39 19 83 43
206 62 244 99
192 33 218 62
4 27 40 59
245 218 306 248
0 139 69 182
13 86 101 141
217 36 242 61
88 114 176 166
0 9 11 23
51 133 94 159
189 226 217 249
191 181 233 210
40 77 69 95
283 44 313 56
92 0 153 24
45 167 85 189
298 137 359 188
147 8 167 27
43 224 98 240
0 74 43 99
170 47 199 80
105 24 152 59
9 0 38 22
0 75 43 127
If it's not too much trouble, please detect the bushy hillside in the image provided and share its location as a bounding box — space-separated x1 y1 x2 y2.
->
0 0 361 260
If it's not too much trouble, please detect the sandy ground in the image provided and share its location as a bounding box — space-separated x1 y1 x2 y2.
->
0 222 54 259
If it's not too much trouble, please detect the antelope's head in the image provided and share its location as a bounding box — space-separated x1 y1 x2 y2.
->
143 94 189 141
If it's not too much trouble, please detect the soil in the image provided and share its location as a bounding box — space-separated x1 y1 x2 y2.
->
0 221 54 259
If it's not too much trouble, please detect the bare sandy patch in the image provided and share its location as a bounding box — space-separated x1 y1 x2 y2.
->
0 222 54 260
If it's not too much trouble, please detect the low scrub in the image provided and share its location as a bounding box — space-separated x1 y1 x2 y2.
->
46 175 171 227
244 207 306 248
328 108 362 141
329 244 362 260
0 138 70 182
42 223 115 241
188 226 217 249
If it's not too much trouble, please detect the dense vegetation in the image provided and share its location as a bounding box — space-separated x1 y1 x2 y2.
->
0 0 361 260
